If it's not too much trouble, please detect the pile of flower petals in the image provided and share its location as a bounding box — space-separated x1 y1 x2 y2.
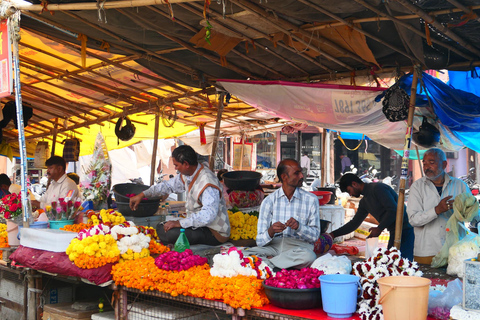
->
264 268 323 289
353 247 422 320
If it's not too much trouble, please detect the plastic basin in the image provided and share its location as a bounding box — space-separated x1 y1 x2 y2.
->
310 191 333 206
262 282 322 309
112 183 160 203
116 201 159 217
49 220 74 230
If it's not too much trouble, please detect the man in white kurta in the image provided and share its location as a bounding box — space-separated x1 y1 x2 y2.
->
32 156 79 209
407 148 469 264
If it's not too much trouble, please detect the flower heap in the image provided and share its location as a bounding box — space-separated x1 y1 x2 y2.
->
66 224 120 269
88 209 126 226
136 226 169 255
264 268 324 289
353 247 423 320
0 223 8 249
110 223 150 262
61 223 93 233
228 210 258 240
154 249 207 271
210 247 273 279
45 199 82 221
111 256 269 309
0 192 23 222
80 132 111 209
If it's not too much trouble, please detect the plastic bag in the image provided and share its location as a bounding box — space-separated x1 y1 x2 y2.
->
311 253 352 275
428 279 463 320
446 231 480 277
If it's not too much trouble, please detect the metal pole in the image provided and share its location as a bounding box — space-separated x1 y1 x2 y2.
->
10 12 31 227
150 110 160 186
394 69 419 249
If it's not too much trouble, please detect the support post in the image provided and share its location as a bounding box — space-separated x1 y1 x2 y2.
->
150 109 160 185
209 92 225 170
11 11 31 227
321 128 327 186
394 69 419 249
51 118 58 156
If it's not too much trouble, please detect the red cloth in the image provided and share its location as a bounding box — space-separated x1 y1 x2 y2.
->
9 245 113 285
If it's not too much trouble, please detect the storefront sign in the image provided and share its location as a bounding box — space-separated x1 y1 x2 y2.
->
0 19 12 98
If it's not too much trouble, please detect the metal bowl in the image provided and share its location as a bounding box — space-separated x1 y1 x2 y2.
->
115 201 159 217
222 171 263 191
262 283 322 309
113 183 160 203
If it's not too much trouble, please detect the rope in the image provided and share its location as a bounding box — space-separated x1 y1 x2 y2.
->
337 132 364 151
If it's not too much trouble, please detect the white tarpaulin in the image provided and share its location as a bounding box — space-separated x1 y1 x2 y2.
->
219 80 411 150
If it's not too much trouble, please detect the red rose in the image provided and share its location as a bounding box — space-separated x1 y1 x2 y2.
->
9 204 17 212
4 212 10 219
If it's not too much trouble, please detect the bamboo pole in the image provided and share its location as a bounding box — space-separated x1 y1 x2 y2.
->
321 128 327 186
395 0 480 57
229 0 371 69
15 0 200 11
150 109 160 186
446 0 480 25
352 0 474 61
51 118 58 156
298 0 420 64
209 92 225 170
394 68 419 250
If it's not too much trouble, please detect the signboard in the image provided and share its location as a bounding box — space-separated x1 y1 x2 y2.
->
0 19 12 98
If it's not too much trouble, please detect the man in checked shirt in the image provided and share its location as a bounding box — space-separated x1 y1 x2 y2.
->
244 159 320 270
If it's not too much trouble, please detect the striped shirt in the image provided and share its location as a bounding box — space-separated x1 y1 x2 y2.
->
257 187 320 246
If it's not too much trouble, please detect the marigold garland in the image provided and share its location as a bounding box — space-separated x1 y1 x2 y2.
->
73 253 119 269
60 223 93 233
228 210 257 240
149 240 169 255
0 224 9 256
111 257 269 309
66 234 120 269
88 209 125 227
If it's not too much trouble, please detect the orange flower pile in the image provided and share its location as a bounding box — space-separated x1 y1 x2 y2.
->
61 223 93 233
0 223 9 249
148 240 170 255
111 257 269 309
73 253 119 269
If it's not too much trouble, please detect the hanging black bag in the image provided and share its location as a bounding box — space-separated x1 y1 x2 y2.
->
63 138 81 162
115 116 136 144
382 82 410 122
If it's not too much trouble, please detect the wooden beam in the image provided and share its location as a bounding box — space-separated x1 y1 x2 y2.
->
150 109 160 186
16 0 200 11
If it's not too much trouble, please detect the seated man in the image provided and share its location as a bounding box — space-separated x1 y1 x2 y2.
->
0 173 11 198
329 174 414 260
31 156 79 210
407 148 469 264
130 145 230 246
243 159 320 270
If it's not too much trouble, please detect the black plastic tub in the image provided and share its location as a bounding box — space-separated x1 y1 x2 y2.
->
115 201 159 217
262 283 322 309
113 183 160 203
222 171 262 191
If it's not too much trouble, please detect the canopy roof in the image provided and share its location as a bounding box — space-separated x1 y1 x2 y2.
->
2 0 480 155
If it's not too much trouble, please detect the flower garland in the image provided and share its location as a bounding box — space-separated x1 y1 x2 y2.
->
66 234 120 269
137 226 158 240
60 223 93 233
154 249 207 271
228 210 257 240
110 223 151 262
87 209 126 227
149 240 169 255
210 247 273 279
352 247 422 320
77 224 111 241
111 257 269 309
0 223 8 259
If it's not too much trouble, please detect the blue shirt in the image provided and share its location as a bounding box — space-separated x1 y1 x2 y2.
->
256 187 320 246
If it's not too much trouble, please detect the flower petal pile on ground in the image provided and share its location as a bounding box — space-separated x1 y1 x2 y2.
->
352 247 422 320
111 256 269 309
228 210 258 240
210 247 273 279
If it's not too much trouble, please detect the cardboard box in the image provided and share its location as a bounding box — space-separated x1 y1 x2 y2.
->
43 303 97 320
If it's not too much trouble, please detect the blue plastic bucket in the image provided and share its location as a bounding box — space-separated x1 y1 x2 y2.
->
49 220 74 230
18 221 49 240
319 274 361 318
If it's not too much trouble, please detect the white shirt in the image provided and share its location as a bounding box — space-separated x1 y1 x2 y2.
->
40 174 80 209
407 174 469 257
301 155 311 176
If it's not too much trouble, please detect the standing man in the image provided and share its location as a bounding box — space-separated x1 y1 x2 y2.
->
129 145 230 246
340 153 352 173
407 148 469 264
301 151 311 177
31 156 79 209
330 173 414 260
243 159 320 270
